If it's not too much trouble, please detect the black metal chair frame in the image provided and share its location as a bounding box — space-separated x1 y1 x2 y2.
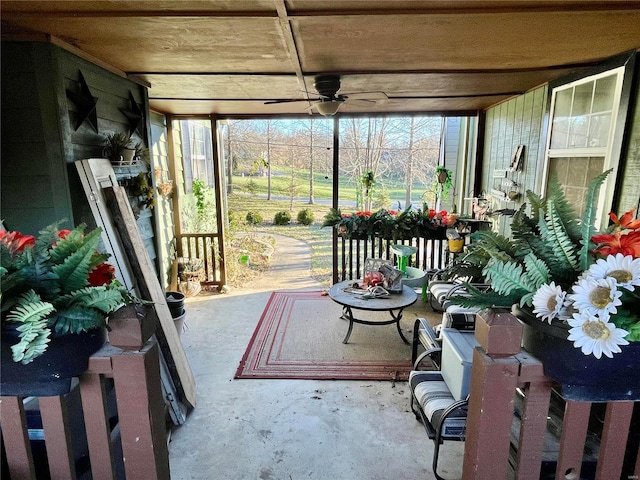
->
410 372 470 480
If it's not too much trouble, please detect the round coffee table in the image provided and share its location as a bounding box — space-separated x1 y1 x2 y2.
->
328 280 418 344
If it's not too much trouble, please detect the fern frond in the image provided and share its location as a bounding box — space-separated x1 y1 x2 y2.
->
5 290 55 364
545 201 579 272
55 286 125 313
578 169 611 271
6 291 55 323
522 253 550 290
34 220 66 253
49 306 106 334
546 177 581 243
525 190 545 223
470 231 519 263
11 320 51 364
48 224 93 263
448 283 524 309
52 238 98 292
483 260 536 295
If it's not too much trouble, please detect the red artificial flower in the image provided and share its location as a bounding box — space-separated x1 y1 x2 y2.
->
609 209 640 231
356 211 371 217
57 229 72 239
389 210 397 215
0 230 36 256
88 263 116 286
592 230 640 258
428 209 436 219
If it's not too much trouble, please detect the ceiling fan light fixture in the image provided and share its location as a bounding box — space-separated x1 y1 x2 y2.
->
315 100 342 116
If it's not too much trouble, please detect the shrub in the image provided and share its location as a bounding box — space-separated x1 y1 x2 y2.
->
245 211 263 225
297 208 314 225
246 179 259 196
274 210 292 225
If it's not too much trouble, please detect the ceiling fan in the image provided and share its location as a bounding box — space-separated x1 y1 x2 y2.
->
264 75 388 116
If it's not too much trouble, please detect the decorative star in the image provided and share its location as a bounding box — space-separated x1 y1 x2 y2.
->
66 71 98 133
120 91 145 137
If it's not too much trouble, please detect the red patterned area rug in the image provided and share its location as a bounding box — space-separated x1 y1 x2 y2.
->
234 290 420 381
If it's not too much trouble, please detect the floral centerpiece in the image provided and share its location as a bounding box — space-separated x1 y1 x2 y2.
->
322 205 458 241
1 221 136 365
450 170 639 359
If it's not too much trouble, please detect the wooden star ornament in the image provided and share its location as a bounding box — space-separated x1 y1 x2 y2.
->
66 71 98 133
120 91 145 137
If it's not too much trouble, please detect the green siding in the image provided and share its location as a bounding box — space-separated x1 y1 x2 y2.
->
481 86 549 236
1 41 158 276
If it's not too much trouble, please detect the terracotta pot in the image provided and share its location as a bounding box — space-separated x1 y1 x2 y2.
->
1 325 107 397
514 305 640 402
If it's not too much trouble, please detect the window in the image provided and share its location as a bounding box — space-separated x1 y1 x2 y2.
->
543 67 625 226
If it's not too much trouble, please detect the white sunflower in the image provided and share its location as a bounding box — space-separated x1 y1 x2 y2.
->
587 253 640 291
567 312 629 359
532 282 567 323
568 277 622 320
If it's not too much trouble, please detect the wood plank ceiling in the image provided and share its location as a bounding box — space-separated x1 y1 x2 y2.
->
2 1 640 116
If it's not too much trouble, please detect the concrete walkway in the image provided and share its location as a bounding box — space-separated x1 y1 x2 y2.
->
169 234 460 480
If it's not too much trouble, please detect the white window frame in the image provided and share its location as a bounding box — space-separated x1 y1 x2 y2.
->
541 66 626 229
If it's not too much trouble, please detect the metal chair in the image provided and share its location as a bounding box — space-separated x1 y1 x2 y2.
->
409 329 479 480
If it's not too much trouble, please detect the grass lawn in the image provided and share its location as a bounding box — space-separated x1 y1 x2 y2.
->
228 194 336 286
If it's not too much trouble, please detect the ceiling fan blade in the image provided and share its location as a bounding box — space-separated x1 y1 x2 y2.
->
342 91 389 101
346 99 378 107
264 98 317 105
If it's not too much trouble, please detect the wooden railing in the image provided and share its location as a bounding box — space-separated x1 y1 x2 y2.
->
0 306 170 480
463 310 640 479
336 234 450 282
177 232 224 287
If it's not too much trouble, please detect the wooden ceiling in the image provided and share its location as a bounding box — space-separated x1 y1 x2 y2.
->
2 1 640 116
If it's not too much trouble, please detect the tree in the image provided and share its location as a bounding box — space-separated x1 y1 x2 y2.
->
340 117 392 210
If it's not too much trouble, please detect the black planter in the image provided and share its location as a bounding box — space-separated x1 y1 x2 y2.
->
514 306 640 402
166 291 186 319
1 325 107 397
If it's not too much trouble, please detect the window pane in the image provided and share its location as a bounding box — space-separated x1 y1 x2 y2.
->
572 81 593 116
592 74 616 113
547 156 605 218
588 113 612 148
568 116 588 148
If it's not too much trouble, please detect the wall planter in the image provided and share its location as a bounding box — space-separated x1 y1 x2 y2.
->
1 326 107 397
514 306 640 402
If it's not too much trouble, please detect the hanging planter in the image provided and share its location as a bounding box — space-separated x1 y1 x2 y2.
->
1 325 107 397
514 306 640 402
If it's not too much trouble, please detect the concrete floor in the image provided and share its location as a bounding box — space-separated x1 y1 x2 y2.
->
168 234 464 480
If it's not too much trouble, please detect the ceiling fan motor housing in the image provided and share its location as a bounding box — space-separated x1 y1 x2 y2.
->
313 75 341 98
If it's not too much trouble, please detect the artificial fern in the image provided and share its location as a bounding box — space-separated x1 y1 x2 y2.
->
49 307 107 334
2 221 137 364
6 291 54 364
546 177 581 244
544 200 579 272
52 239 99 293
55 285 126 314
578 169 611 270
483 260 536 295
449 283 523 309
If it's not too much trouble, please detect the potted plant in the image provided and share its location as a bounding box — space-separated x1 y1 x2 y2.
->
0 221 138 396
103 132 136 165
432 166 453 202
448 170 640 401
